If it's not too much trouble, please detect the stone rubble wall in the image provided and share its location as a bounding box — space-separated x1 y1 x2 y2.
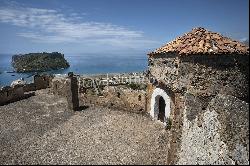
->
51 77 71 97
67 75 79 111
51 76 146 112
177 93 249 165
22 74 53 92
51 75 79 111
146 84 249 164
146 82 185 164
149 53 249 101
179 54 249 101
0 75 53 105
23 83 37 92
146 83 154 114
33 74 54 90
0 85 24 106
148 53 179 91
80 85 147 113
148 53 249 164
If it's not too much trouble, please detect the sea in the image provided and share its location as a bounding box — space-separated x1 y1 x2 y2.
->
0 54 148 87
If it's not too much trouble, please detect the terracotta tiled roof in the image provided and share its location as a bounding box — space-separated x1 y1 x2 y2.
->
148 27 249 56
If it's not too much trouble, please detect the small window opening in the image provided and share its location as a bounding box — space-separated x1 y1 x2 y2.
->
138 95 141 101
117 92 121 98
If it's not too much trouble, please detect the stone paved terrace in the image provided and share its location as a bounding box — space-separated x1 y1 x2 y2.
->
0 89 168 165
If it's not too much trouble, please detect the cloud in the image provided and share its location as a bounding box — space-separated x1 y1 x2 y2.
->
239 37 248 42
0 2 158 49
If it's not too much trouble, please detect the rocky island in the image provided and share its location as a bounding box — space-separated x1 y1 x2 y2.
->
12 52 70 72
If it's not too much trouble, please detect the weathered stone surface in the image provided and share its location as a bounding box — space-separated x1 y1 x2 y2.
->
80 85 146 113
149 53 249 101
147 28 249 164
52 76 70 97
10 79 26 87
34 74 53 90
67 74 79 111
23 83 37 92
148 53 180 92
177 94 249 165
51 75 79 111
184 93 207 122
0 74 54 105
209 94 249 163
0 86 25 106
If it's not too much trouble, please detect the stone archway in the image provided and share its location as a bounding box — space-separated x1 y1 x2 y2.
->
150 88 171 123
158 96 166 122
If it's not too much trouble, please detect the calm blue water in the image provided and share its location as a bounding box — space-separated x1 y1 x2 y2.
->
0 54 147 87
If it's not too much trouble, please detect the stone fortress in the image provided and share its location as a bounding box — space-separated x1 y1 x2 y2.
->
0 27 249 165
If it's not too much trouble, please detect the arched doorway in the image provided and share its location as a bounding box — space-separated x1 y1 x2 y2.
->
158 96 166 122
150 88 171 123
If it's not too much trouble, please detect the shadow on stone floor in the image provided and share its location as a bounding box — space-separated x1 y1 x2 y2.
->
75 105 90 111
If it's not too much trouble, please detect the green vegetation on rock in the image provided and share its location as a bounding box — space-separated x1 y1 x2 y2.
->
12 52 70 72
126 82 147 90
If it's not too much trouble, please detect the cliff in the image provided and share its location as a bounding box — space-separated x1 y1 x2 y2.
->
12 52 70 72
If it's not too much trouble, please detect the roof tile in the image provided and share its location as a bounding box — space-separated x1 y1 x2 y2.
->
148 27 249 56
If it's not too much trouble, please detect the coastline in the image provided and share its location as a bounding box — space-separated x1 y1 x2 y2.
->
0 70 147 89
0 54 147 87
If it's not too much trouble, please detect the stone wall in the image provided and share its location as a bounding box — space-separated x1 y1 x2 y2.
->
51 75 146 112
22 74 53 92
51 74 79 111
148 53 249 164
179 54 249 101
0 74 53 105
67 73 79 110
177 93 249 165
52 76 71 97
146 88 249 165
148 53 249 101
148 53 180 92
0 85 24 106
23 83 37 92
146 83 185 164
34 74 53 90
80 85 147 113
146 83 154 114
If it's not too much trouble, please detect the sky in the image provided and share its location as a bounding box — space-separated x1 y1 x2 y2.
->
0 0 249 55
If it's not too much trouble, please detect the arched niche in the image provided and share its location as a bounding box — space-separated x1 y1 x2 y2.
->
150 88 171 123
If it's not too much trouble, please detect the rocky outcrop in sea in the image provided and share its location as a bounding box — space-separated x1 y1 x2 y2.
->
12 52 70 72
